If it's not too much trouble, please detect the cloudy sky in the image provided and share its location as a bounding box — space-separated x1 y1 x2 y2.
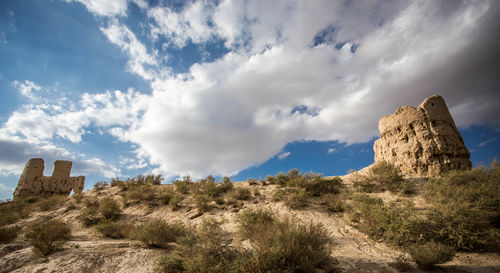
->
1 0 499 200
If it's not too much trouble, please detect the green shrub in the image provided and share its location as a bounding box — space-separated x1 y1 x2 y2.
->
240 213 332 272
322 193 345 213
247 178 258 186
423 165 500 249
77 206 101 227
304 176 343 196
0 200 30 226
237 208 275 240
95 219 133 239
220 177 233 193
160 188 175 205
285 189 310 209
408 242 455 269
351 193 421 246
26 219 71 256
173 176 193 194
37 195 67 211
265 175 277 185
123 184 156 205
157 218 239 273
0 226 18 243
271 188 287 202
194 194 211 213
169 194 183 210
233 188 251 201
83 196 100 208
98 197 122 220
131 218 188 248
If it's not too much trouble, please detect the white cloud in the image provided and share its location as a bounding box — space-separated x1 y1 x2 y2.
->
277 152 291 160
13 80 42 100
479 138 497 147
327 148 335 154
65 0 129 17
5 0 500 181
100 20 158 80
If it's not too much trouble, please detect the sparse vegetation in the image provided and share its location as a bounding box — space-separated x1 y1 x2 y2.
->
95 219 133 239
37 195 67 211
26 219 71 256
98 197 122 220
93 181 108 191
131 218 189 248
408 241 455 269
322 193 345 212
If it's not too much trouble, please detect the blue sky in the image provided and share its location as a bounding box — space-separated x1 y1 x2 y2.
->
1 0 499 200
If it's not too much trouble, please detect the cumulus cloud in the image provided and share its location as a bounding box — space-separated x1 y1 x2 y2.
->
7 0 500 180
13 80 42 100
64 0 148 17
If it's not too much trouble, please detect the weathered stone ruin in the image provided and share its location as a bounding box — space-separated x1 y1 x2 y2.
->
13 158 85 200
373 95 471 177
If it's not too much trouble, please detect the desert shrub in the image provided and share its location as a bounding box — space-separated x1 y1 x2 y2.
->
265 175 277 185
94 181 108 191
253 188 261 196
0 226 18 243
423 165 500 249
98 197 122 220
322 193 345 213
110 177 125 187
26 219 71 256
169 194 183 210
220 176 233 193
408 241 455 269
232 187 251 201
284 189 310 209
194 194 211 213
83 196 100 208
304 176 343 196
123 184 156 205
173 176 193 194
131 218 188 248
95 219 133 239
72 193 84 203
276 172 289 186
240 212 332 272
160 188 175 205
146 174 164 185
78 206 101 227
237 208 275 239
0 200 30 226
247 178 258 186
271 188 287 202
157 218 239 273
37 195 67 211
351 193 421 246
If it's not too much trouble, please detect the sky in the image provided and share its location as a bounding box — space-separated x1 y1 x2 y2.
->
1 0 499 200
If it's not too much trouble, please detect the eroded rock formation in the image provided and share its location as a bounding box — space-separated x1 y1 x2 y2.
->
13 158 85 200
373 95 471 177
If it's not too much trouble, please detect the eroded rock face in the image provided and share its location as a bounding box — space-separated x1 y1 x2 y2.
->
13 158 85 200
373 95 471 177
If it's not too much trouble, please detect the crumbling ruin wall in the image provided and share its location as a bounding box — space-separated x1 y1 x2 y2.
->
373 95 471 177
13 158 85 200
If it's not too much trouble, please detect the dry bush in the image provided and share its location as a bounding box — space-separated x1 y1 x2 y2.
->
98 197 122 220
37 195 67 211
95 219 133 239
26 219 71 256
77 206 101 227
408 242 455 269
322 193 345 213
284 189 310 209
131 218 189 248
93 181 108 191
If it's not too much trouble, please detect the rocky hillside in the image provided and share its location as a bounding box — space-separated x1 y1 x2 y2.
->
1 165 499 273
